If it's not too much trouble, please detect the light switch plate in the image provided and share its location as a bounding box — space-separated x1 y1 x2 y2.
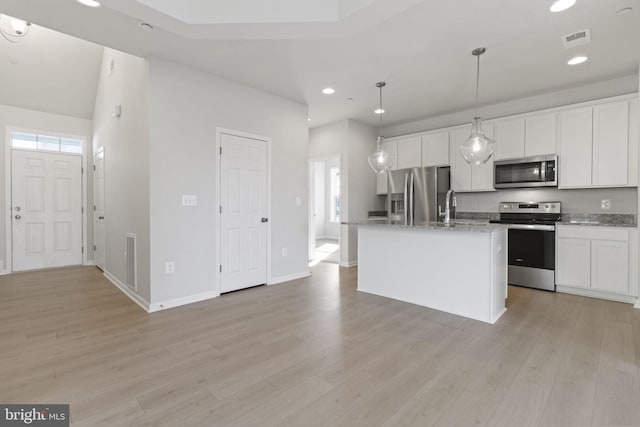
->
295 196 302 207
182 195 198 207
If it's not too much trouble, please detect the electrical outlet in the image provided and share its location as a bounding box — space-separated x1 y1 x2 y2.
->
295 196 302 207
165 261 175 274
282 247 288 257
182 195 198 207
601 199 611 210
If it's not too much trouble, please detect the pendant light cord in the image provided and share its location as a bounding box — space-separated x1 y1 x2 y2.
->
474 53 480 119
378 84 383 137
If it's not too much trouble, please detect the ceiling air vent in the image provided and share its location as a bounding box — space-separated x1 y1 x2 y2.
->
562 29 591 49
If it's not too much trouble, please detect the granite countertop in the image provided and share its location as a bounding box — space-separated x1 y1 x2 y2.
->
457 212 637 228
343 219 506 233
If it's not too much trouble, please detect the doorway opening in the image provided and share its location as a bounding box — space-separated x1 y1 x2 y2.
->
309 158 340 266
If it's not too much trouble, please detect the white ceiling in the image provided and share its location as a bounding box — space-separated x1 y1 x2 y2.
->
1 0 638 127
0 17 103 119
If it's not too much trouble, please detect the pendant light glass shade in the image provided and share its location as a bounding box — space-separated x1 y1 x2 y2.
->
461 117 495 165
460 48 495 165
368 82 395 174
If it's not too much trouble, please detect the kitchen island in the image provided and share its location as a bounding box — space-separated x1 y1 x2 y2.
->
352 220 508 324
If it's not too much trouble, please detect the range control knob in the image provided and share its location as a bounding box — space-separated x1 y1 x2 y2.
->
544 204 550 209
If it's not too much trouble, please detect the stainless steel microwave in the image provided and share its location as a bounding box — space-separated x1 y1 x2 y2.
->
494 155 557 189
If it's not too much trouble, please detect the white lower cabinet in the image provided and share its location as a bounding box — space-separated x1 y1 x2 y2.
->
556 225 637 301
556 238 591 288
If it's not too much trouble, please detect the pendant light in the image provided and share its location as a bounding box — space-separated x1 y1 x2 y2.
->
460 47 496 165
368 82 395 174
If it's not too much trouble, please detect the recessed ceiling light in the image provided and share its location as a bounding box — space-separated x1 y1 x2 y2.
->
550 0 576 12
568 56 588 65
307 117 311 122
616 7 633 15
322 88 335 95
77 0 101 7
374 109 385 114
138 22 154 32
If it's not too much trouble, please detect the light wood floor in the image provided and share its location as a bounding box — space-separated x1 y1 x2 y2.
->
1 264 640 426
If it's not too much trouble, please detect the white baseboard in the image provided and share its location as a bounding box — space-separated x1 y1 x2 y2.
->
0 269 9 276
634 299 640 309
268 271 310 285
339 260 358 268
556 285 637 305
103 270 150 312
148 291 219 313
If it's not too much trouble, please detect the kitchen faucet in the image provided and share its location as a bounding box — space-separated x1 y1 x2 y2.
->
444 189 457 225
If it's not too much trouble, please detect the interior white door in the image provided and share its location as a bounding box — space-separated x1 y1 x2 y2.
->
220 133 268 293
93 149 105 270
11 150 82 271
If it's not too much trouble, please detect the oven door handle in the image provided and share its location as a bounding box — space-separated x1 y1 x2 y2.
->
507 224 555 231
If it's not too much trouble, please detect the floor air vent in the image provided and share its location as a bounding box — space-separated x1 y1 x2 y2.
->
126 233 137 291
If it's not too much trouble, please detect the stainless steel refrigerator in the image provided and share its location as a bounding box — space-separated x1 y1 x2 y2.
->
387 167 450 224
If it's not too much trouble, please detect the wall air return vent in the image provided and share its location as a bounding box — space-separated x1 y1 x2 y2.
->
126 233 137 291
562 29 591 49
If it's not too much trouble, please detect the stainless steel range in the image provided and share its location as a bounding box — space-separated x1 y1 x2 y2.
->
490 202 561 291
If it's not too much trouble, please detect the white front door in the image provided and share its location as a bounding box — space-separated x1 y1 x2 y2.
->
220 133 268 293
11 150 83 271
93 149 105 270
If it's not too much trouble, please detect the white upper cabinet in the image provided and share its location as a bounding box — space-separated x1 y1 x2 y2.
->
421 131 450 167
382 140 398 171
494 118 525 160
559 106 593 188
450 123 495 192
525 113 557 156
494 113 556 160
559 99 636 189
396 136 422 169
450 126 473 191
376 171 388 195
592 101 629 187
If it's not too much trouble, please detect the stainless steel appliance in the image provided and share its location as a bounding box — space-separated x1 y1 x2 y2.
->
494 155 557 188
490 202 561 291
387 167 450 224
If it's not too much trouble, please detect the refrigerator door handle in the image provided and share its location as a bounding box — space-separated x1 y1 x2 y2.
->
409 172 414 225
403 172 409 224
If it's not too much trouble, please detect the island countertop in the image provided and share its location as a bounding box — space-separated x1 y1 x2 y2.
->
342 219 507 233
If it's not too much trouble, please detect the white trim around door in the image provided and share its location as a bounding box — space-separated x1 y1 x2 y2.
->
215 127 272 296
4 126 89 274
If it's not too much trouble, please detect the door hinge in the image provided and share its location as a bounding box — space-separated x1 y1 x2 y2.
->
220 147 222 155
81 167 84 174
81 206 84 213
219 206 222 214
93 165 96 171
82 246 84 254
93 245 96 251
93 205 96 211
220 265 222 272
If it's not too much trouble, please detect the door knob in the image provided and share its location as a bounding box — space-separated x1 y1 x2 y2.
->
14 206 21 211
14 215 21 220
261 218 269 223
98 216 104 220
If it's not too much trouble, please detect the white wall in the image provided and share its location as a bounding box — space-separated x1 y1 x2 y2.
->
385 74 639 137
92 48 151 302
344 119 380 263
147 57 309 304
0 104 92 272
309 119 379 265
